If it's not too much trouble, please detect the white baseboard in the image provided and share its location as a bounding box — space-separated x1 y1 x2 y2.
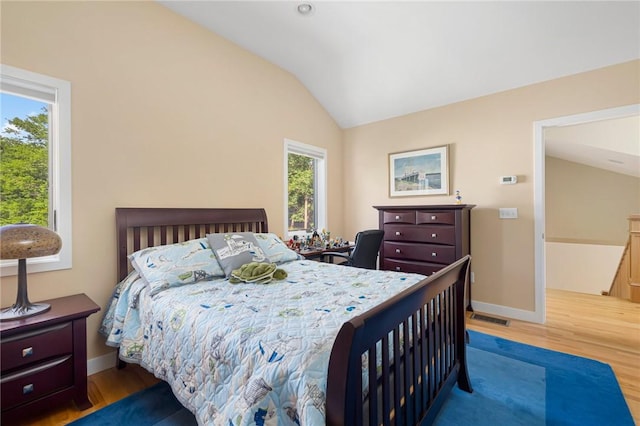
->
88 351 117 375
471 300 543 324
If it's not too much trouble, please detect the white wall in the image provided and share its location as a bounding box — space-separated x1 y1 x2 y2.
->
545 242 624 295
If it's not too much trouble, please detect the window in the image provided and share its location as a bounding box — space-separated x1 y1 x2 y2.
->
284 139 326 239
1 64 72 276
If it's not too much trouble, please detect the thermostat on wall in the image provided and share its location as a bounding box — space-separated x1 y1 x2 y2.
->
500 175 518 185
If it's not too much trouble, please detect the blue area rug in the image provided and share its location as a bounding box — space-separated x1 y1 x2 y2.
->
70 331 633 425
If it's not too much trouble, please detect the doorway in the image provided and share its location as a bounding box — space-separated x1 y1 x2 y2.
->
533 104 640 323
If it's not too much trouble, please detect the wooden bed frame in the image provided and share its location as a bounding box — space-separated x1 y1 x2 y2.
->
115 207 472 426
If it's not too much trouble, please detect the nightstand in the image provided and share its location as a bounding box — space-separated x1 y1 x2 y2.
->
0 293 100 424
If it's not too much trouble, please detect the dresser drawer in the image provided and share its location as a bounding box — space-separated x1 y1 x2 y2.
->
384 241 456 264
1 355 73 410
382 211 416 224
416 211 455 225
1 322 72 372
384 224 456 245
383 259 444 276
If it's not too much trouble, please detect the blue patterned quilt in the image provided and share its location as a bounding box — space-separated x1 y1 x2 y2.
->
100 260 426 425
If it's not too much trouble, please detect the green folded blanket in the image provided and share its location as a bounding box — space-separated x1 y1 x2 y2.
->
229 262 288 284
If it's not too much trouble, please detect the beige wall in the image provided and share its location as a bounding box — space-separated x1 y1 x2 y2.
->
546 157 640 245
2 1 639 362
343 60 640 312
0 2 343 361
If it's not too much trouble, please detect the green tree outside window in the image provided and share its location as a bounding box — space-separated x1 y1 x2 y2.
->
0 108 49 226
288 153 316 232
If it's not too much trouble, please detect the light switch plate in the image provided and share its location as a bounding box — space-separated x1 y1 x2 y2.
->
499 208 518 219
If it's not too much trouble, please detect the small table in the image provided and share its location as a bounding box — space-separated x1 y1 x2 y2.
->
0 293 100 424
298 245 353 261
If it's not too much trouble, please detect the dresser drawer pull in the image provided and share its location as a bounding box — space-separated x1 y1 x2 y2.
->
395 249 401 253
395 266 401 271
22 347 34 358
23 383 34 395
395 231 401 236
431 215 437 220
395 215 401 220
431 233 437 238
431 252 437 257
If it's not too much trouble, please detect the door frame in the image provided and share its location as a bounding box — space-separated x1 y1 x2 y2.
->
533 103 640 323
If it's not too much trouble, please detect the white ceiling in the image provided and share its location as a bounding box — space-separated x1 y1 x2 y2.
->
157 0 640 176
546 116 640 178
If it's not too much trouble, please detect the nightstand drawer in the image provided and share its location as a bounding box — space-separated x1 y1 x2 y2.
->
384 241 456 264
1 355 73 410
1 322 72 372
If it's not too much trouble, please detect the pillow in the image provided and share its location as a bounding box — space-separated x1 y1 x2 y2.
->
254 233 303 264
207 232 270 278
129 238 224 296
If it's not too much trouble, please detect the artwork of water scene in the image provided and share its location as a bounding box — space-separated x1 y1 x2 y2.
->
393 153 442 191
389 145 448 196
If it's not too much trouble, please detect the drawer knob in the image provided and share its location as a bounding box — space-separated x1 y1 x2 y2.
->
395 215 400 220
23 384 34 395
22 347 34 358
431 215 437 220
395 231 401 236
431 252 437 257
395 248 401 253
431 233 437 238
395 266 401 271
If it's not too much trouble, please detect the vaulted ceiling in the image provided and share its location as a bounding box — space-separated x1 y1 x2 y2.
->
157 1 640 176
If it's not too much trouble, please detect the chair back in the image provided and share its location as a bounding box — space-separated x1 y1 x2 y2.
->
349 229 385 269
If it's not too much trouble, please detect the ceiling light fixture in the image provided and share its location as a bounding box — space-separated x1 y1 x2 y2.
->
297 3 314 16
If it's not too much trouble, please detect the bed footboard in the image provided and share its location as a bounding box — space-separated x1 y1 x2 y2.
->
326 255 472 426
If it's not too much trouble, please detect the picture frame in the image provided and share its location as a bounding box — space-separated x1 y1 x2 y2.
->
389 145 449 197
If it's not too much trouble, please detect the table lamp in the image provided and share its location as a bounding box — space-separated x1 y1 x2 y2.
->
0 224 62 321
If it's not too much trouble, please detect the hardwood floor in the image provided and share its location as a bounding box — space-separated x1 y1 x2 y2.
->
9 289 639 425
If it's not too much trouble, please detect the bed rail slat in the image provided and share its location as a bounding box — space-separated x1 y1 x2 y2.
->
133 227 141 252
368 348 377 424
412 311 421 421
393 327 402 425
381 333 391 426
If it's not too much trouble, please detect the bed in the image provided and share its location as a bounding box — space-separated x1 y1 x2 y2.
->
101 207 472 425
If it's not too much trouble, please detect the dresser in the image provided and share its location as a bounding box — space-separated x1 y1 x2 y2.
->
0 294 100 423
374 204 475 309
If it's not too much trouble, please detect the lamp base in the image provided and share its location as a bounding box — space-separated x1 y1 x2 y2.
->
0 302 51 322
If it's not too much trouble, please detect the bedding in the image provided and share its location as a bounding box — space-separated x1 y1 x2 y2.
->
101 258 427 426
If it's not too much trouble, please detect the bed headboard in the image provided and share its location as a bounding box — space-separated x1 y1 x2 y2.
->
115 207 268 281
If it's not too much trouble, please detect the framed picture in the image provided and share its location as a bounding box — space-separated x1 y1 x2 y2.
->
389 145 449 197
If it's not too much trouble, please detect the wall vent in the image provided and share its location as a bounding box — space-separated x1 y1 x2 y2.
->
470 313 510 326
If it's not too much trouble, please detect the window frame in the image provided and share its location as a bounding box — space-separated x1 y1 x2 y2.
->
283 139 327 240
0 64 72 276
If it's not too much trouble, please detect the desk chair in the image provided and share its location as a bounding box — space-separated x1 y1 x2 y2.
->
321 229 384 270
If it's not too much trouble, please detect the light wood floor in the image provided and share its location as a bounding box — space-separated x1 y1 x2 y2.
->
11 289 640 426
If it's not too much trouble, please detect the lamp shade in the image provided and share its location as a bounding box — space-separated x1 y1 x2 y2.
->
0 224 62 260
1 224 62 321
